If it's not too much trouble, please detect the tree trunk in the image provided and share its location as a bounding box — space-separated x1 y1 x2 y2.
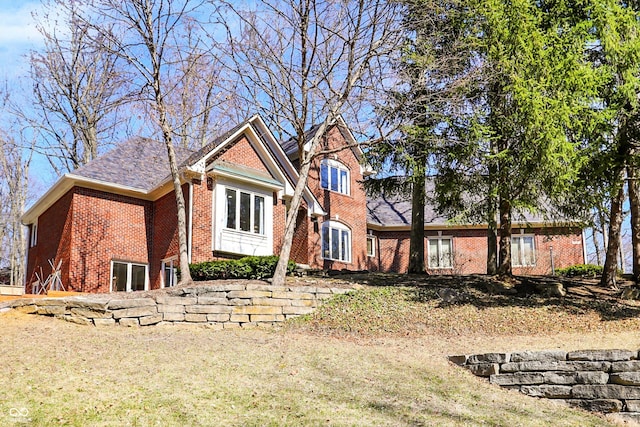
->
486 152 498 275
628 165 640 281
272 151 316 286
408 159 426 274
497 195 512 277
272 120 334 286
156 101 193 285
602 184 625 287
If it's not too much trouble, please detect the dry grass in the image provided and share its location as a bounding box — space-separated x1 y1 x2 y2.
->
1 274 639 426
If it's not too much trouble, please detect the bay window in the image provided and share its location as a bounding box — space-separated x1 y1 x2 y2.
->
225 188 265 235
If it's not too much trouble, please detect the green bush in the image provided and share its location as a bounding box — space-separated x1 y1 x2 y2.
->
556 264 603 278
189 256 296 281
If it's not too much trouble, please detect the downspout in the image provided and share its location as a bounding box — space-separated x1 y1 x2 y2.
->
23 223 30 290
188 181 193 264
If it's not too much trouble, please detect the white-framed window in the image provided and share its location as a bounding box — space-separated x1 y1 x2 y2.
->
29 221 38 247
366 235 376 257
111 261 148 292
320 159 350 195
322 221 351 263
225 188 265 234
162 257 179 288
512 234 536 267
428 236 453 269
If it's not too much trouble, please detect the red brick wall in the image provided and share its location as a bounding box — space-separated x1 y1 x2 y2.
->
370 230 411 273
188 178 213 264
370 227 585 275
307 126 369 271
289 206 310 265
212 136 271 173
25 187 155 294
149 187 179 289
272 196 287 256
25 191 74 293
71 188 153 293
515 228 585 275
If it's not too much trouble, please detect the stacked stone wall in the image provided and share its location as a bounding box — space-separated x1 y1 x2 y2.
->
450 349 640 424
5 283 351 330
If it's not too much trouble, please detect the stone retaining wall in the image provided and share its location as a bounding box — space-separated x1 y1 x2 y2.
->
4 282 352 329
450 349 640 424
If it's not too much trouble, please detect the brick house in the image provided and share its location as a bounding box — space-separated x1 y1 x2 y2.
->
22 115 585 293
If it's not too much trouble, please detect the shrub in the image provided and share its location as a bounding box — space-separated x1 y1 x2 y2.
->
189 256 296 281
555 264 603 278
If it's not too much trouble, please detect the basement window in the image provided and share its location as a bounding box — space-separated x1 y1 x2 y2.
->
111 261 148 292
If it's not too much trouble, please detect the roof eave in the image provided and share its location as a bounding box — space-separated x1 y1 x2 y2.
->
366 221 580 232
21 174 151 225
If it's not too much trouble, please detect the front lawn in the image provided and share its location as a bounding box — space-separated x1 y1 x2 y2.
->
1 274 637 426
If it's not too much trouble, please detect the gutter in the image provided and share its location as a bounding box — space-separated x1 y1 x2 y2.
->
188 181 193 263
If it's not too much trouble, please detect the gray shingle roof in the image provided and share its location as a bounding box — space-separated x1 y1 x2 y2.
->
367 193 447 227
71 137 195 191
366 180 552 228
280 124 320 156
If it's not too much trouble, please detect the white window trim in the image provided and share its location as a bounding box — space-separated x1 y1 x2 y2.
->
224 187 266 235
428 236 453 269
30 221 38 247
322 221 352 263
110 260 148 292
161 256 179 289
366 235 376 257
512 234 536 267
320 159 350 195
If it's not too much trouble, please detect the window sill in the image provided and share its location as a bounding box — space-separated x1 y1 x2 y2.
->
222 228 267 239
321 188 352 198
322 257 352 264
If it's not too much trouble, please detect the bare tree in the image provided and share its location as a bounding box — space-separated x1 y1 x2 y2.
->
162 17 233 149
28 0 132 174
76 0 232 284
219 0 401 286
0 131 33 287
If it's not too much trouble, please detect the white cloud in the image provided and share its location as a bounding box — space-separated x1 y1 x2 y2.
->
0 1 47 79
0 1 44 45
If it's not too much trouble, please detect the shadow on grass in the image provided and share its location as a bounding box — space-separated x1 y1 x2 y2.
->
328 272 640 322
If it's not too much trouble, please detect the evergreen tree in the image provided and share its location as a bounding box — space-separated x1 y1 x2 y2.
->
590 0 640 286
371 0 599 277
367 0 474 274
437 0 598 276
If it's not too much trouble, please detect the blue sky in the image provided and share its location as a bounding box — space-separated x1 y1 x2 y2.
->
0 1 65 193
0 1 45 79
